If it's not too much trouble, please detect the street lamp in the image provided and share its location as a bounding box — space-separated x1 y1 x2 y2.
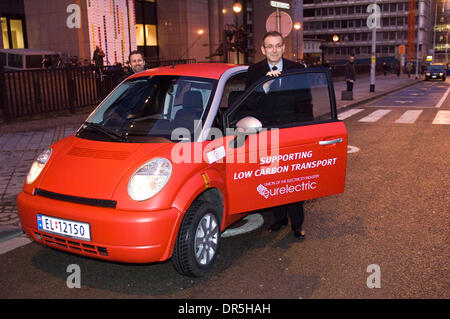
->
294 22 301 60
180 29 205 59
233 1 242 64
332 34 339 61
369 0 379 92
232 2 242 14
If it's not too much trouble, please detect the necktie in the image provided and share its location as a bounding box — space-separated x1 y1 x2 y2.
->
271 66 281 89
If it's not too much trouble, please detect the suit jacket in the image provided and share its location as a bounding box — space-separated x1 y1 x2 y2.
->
239 58 313 126
245 58 305 89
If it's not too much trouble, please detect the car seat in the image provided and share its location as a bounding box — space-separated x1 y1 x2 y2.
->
173 91 204 131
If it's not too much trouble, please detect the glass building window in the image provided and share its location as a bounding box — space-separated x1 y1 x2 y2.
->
136 24 157 46
1 17 8 49
1 16 26 49
136 24 144 46
145 24 157 46
9 19 25 48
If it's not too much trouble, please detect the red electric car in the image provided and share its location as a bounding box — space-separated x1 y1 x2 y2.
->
18 63 347 277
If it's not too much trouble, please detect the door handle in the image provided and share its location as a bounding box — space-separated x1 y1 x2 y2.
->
319 138 343 145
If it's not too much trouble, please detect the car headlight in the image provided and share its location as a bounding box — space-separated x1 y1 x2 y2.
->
427 73 431 76
26 148 52 184
440 73 443 76
128 157 172 201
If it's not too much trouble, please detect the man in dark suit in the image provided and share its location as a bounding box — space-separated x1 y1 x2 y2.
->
245 31 306 240
245 32 305 89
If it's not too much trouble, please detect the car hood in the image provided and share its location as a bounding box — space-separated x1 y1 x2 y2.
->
37 136 171 200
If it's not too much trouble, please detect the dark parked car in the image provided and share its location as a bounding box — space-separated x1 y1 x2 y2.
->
425 64 446 81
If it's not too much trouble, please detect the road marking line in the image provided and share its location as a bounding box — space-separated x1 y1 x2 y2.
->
358 109 392 122
395 110 423 124
435 85 450 108
366 105 437 109
338 108 364 120
432 110 450 125
0 235 32 255
347 145 360 153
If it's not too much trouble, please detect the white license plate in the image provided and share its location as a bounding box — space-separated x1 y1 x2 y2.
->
37 214 91 241
432 76 436 78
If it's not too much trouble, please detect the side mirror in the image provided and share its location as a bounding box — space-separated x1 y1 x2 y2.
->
235 116 262 134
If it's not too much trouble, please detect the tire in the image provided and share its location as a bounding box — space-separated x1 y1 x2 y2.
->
172 200 221 277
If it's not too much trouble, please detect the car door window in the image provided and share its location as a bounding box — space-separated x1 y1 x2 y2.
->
210 72 247 132
219 72 247 109
225 70 335 130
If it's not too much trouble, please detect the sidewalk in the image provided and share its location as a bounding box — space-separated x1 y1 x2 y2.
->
334 73 421 110
0 73 422 243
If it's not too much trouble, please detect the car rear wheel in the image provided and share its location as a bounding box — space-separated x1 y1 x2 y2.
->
172 200 221 277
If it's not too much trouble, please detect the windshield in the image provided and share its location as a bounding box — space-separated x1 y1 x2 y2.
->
77 75 217 143
427 65 444 72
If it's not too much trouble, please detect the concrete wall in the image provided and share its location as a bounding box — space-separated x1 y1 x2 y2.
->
23 0 90 61
0 0 25 15
156 0 218 61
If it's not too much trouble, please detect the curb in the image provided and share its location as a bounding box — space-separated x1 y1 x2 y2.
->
337 79 423 112
0 226 23 244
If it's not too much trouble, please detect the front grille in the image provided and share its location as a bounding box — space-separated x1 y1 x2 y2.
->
34 188 117 208
35 231 108 256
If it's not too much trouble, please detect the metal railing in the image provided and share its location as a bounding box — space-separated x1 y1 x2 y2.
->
0 65 126 122
0 58 390 122
0 59 198 122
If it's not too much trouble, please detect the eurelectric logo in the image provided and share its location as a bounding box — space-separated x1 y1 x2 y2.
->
257 181 317 199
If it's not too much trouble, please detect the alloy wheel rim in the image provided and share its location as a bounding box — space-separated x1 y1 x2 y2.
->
194 213 219 265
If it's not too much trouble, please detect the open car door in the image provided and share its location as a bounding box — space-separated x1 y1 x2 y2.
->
222 68 347 214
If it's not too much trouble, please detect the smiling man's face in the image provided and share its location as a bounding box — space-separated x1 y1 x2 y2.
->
261 35 285 66
130 53 145 73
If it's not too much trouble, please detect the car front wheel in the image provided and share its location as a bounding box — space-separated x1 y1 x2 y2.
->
172 200 221 277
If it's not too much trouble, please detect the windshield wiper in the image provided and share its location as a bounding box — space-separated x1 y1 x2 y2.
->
82 122 129 142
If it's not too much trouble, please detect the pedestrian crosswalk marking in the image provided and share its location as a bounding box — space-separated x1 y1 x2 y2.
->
432 110 450 125
338 108 364 120
395 110 423 124
338 108 450 125
358 109 392 122
436 85 450 108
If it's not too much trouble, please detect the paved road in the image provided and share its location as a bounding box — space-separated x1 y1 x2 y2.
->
0 79 448 300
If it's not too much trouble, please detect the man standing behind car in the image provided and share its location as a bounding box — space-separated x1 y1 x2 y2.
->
245 31 305 89
128 50 146 74
245 31 306 240
118 50 147 84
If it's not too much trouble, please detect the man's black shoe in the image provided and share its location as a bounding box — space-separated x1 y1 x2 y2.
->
293 229 306 240
268 219 288 232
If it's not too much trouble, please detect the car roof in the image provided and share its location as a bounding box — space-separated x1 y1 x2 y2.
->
128 63 246 80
